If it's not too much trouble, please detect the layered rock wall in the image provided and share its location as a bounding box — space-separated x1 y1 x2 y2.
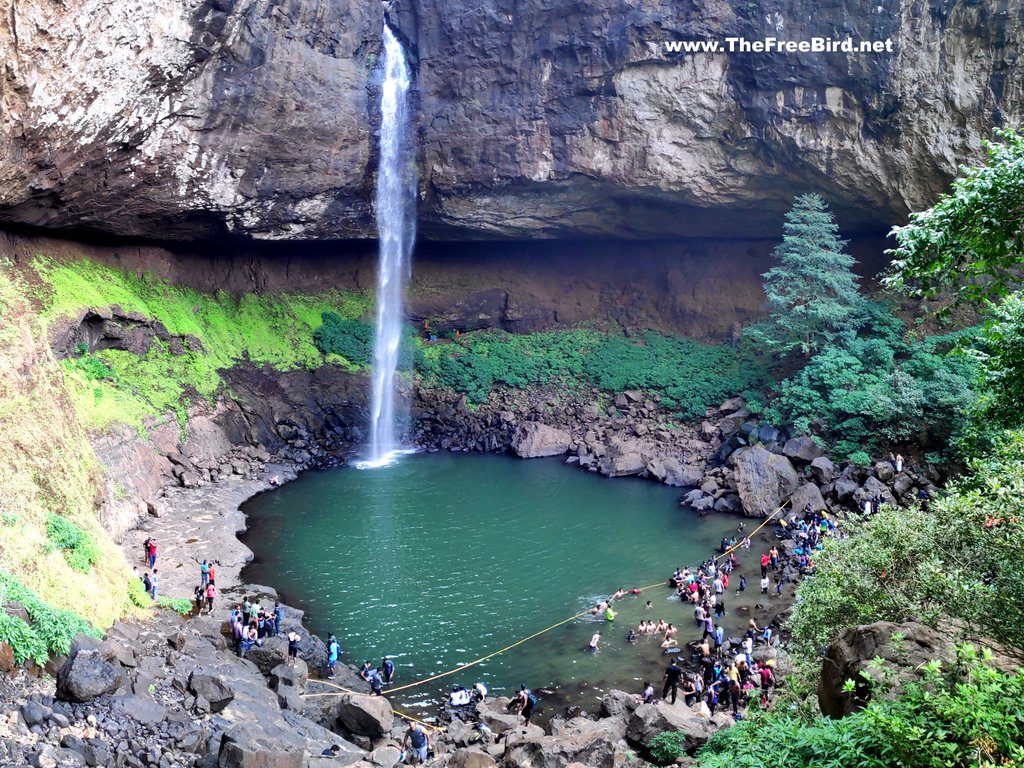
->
1 0 1021 240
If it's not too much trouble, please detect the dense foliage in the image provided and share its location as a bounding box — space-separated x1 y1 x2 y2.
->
313 312 374 366
789 429 1024 659
415 329 769 417
648 730 690 766
886 129 1024 305
45 513 100 573
0 571 101 665
974 292 1024 430
747 303 978 460
697 649 1024 768
749 194 864 355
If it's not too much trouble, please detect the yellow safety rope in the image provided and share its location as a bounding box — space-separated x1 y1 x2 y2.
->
309 501 793 700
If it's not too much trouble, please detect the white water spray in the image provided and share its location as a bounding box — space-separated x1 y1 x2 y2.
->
363 24 416 469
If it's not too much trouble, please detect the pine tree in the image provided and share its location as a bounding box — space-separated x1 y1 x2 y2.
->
754 194 864 355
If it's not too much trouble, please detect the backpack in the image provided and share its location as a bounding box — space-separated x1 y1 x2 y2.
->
527 690 538 707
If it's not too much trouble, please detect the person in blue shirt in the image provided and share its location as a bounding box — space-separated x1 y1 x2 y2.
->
273 602 284 635
382 656 395 685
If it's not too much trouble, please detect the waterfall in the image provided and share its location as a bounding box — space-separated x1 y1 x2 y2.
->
364 24 416 468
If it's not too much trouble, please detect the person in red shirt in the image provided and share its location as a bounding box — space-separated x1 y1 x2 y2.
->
760 553 770 577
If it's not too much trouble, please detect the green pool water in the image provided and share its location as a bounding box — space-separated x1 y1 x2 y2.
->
241 452 743 713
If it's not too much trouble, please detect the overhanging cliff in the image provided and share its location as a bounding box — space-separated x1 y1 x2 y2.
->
0 0 1020 240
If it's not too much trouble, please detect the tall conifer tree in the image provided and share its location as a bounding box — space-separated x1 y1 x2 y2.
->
754 194 864 355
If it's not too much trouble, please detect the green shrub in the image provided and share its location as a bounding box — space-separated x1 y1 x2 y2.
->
0 612 48 666
45 513 100 573
648 730 690 766
0 571 101 663
126 577 151 609
697 649 1024 768
313 312 374 366
156 596 194 615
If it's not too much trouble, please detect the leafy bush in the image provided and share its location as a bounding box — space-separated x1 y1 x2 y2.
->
313 312 374 366
45 513 100 573
0 571 100 663
157 596 195 615
126 577 151 609
648 730 690 766
974 292 1024 430
697 649 1024 768
0 612 48 666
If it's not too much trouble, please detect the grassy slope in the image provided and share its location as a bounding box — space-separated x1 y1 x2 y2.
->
0 265 129 649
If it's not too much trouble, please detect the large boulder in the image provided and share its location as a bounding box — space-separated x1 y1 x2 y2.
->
789 483 826 515
731 446 799 517
188 671 236 713
511 423 571 458
809 456 837 485
217 723 304 768
244 635 290 676
854 476 897 509
448 749 497 768
819 621 954 718
625 702 716 754
501 732 619 768
335 694 393 740
270 660 308 694
783 436 824 463
56 636 126 703
649 458 703 487
599 690 640 720
599 438 647 477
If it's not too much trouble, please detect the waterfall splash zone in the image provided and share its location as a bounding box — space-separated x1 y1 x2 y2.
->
365 24 417 469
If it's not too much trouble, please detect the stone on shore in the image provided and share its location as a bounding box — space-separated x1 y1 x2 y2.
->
335 693 393 740
511 422 571 458
731 445 799 517
625 701 717 754
783 436 824 463
55 636 126 703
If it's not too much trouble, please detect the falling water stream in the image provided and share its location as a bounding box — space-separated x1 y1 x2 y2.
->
365 25 416 468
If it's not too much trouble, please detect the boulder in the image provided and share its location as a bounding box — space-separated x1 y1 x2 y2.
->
448 748 497 768
788 483 826 515
270 660 308 694
245 635 290 676
819 621 956 718
854 476 897 509
873 461 895 482
599 438 647 477
782 436 824 463
756 425 781 445
659 460 708 489
368 745 401 768
625 702 716 753
217 723 304 768
188 671 236 713
55 635 126 703
892 473 914 498
833 475 860 502
501 732 618 768
809 456 836 485
511 423 571 458
335 694 393 739
731 446 799 517
713 494 742 513
599 690 640 719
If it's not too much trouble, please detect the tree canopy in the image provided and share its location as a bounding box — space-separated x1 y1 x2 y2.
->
885 129 1024 305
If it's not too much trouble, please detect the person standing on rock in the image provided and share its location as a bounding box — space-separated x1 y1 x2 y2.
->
402 722 430 765
200 560 209 588
326 633 340 679
146 538 157 570
662 658 683 705
208 562 217 586
149 569 158 600
274 602 284 635
760 553 770 577
194 585 205 616
205 582 217 614
287 631 301 666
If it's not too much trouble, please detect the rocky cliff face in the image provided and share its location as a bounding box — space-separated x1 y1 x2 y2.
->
0 0 1020 240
